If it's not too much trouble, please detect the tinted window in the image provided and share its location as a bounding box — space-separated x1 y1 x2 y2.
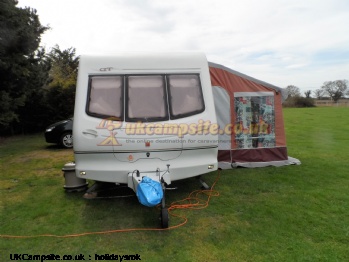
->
168 74 205 119
86 74 205 121
126 75 168 122
87 76 123 119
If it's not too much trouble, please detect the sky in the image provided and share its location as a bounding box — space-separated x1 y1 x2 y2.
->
17 0 349 93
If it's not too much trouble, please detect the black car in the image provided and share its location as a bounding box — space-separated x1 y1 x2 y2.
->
45 118 73 148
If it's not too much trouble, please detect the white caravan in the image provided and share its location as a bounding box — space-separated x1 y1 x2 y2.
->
73 52 218 227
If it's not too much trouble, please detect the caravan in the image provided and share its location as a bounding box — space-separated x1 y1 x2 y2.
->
73 52 219 227
73 52 299 227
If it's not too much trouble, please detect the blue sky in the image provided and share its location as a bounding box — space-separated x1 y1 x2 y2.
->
18 0 349 93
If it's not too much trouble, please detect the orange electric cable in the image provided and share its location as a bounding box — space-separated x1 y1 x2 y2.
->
0 170 221 238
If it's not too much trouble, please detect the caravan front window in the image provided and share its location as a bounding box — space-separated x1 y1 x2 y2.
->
168 74 205 119
86 74 206 122
87 76 123 119
126 75 168 122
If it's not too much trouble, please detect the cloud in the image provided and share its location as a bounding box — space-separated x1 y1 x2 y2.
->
17 0 349 90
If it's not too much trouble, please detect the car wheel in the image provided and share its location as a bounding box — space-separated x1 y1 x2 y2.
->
60 132 73 148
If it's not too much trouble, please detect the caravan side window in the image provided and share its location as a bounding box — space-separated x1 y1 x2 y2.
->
126 75 168 122
168 74 205 119
87 76 123 119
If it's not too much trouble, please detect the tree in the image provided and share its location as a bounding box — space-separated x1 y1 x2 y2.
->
304 90 311 98
0 0 49 133
285 85 301 98
283 85 315 107
47 45 79 88
321 80 348 102
45 46 79 121
16 48 51 133
313 89 325 100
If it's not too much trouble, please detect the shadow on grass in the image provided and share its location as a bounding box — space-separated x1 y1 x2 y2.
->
61 176 213 231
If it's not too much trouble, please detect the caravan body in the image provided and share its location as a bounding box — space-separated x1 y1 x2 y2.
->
73 52 218 191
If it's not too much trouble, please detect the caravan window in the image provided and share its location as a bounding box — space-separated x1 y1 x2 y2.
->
126 75 168 122
87 76 123 119
168 74 205 119
86 74 206 121
234 92 275 149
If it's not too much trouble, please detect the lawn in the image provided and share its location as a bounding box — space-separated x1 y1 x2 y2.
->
1 107 348 261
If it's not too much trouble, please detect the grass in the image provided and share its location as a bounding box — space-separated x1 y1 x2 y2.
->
1 107 349 261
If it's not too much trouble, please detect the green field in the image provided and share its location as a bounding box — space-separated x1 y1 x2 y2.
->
1 107 348 261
